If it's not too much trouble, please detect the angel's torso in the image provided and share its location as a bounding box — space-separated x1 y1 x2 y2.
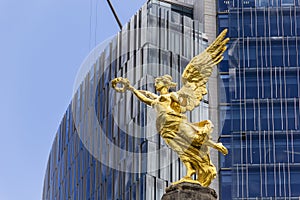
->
152 92 187 133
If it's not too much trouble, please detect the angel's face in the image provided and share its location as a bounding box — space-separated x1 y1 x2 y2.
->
155 80 165 91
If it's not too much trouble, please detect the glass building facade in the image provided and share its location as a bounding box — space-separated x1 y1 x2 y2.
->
217 0 300 199
42 0 211 199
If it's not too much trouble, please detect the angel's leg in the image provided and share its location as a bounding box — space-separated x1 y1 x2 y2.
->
183 161 196 178
163 135 198 182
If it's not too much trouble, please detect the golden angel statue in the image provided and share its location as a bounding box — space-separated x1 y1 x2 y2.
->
111 29 229 187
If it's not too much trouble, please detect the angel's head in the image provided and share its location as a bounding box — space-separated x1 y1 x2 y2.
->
155 75 177 93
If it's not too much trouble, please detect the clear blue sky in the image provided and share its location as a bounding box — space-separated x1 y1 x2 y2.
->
0 0 146 199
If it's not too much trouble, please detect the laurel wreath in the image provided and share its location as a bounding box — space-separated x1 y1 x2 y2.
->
111 77 130 93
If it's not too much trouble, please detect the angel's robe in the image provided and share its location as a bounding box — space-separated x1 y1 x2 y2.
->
151 92 217 186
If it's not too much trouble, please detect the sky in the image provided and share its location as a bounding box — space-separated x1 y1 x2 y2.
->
0 0 146 199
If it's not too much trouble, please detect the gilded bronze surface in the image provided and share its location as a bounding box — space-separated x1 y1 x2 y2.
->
111 29 229 187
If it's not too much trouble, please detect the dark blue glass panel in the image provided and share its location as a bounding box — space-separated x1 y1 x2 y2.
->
271 41 285 67
218 14 229 33
125 171 132 192
139 175 145 200
243 12 252 37
220 137 232 168
245 74 258 98
132 183 136 200
229 11 238 37
220 106 232 134
219 60 229 72
291 170 300 196
257 12 265 37
231 106 239 131
282 0 295 6
107 115 112 141
289 46 297 67
269 10 279 36
219 75 230 103
218 0 229 12
220 170 232 200
256 0 270 7
231 0 255 8
107 173 112 199
294 133 300 163
283 12 292 36
86 169 90 199
248 44 256 67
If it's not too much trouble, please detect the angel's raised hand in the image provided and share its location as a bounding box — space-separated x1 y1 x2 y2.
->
111 77 133 93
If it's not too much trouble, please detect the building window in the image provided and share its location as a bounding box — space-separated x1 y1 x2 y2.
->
281 0 295 6
171 4 193 19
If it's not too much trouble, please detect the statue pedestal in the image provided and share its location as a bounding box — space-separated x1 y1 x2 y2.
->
161 182 217 200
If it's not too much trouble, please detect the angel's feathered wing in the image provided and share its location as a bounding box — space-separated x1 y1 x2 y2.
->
177 29 229 113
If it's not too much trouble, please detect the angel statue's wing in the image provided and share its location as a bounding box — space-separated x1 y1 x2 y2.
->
177 29 229 113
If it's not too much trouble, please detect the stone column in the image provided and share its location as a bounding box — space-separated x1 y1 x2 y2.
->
161 182 218 200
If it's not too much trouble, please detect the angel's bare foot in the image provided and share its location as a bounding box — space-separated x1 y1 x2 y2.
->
186 168 196 177
171 177 200 185
215 142 228 155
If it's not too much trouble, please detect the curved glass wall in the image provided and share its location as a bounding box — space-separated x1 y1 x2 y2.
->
42 1 208 199
218 0 300 199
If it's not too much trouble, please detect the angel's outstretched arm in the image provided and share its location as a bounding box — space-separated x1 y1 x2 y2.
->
128 86 155 106
138 90 159 100
111 77 156 106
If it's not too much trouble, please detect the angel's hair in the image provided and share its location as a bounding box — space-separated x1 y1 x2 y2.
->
155 75 177 88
